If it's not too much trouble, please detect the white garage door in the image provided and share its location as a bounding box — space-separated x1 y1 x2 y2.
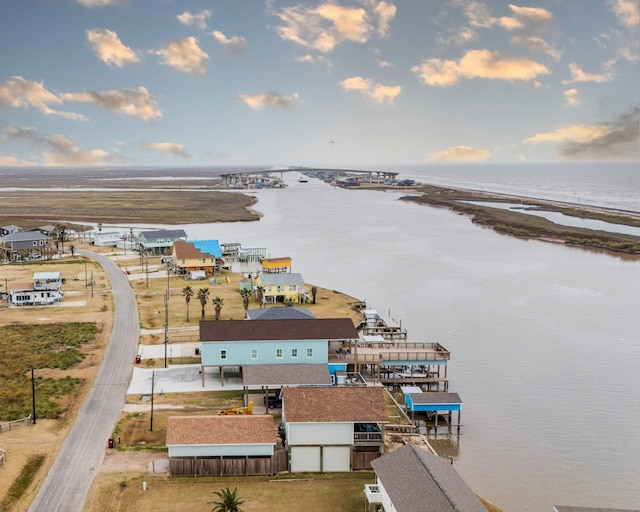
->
322 446 351 472
291 446 320 472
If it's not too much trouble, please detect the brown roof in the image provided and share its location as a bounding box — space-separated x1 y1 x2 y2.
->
282 386 389 423
172 240 213 260
166 415 277 446
200 318 358 342
242 364 332 386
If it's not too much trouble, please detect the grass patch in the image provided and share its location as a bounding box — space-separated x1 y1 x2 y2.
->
1 453 46 512
0 322 100 421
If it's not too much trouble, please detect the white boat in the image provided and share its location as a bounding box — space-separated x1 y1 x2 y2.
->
298 176 308 183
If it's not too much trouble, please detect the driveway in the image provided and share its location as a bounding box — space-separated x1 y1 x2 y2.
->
28 250 139 512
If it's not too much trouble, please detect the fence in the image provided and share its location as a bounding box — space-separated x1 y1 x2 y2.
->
0 415 32 434
170 453 287 477
0 449 6 468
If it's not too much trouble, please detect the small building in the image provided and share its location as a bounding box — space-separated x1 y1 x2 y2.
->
92 231 121 247
402 387 462 429
138 229 187 255
166 415 279 477
8 271 64 306
282 386 389 472
254 272 308 304
366 443 486 512
261 257 292 274
33 272 63 291
0 225 22 236
170 239 223 276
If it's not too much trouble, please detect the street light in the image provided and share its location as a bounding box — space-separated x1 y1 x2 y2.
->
31 367 37 425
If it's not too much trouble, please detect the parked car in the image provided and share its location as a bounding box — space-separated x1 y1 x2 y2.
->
263 394 283 409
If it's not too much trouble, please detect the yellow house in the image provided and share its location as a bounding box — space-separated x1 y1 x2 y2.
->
261 257 292 273
255 272 308 304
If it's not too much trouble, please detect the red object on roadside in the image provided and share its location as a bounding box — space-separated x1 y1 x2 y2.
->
135 355 141 364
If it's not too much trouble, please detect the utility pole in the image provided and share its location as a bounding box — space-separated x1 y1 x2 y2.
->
31 367 36 425
164 289 169 368
150 371 155 432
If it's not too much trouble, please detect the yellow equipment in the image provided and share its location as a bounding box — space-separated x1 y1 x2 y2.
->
217 401 253 415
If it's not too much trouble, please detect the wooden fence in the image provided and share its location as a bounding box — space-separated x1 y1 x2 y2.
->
0 449 6 468
0 415 32 434
353 450 382 470
170 451 288 477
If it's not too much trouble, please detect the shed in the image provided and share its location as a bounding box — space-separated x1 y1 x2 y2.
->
166 415 278 477
402 387 462 429
283 386 389 472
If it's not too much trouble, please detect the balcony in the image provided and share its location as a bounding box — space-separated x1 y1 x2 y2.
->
364 484 383 504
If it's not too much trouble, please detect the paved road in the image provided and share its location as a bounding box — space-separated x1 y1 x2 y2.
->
28 250 139 512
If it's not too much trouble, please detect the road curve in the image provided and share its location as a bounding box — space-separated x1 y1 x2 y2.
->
28 250 140 512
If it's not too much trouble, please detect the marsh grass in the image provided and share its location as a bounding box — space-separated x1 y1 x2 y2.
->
0 322 99 421
1 454 46 512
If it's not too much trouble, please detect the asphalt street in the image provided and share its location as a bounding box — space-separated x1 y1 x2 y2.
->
28 250 140 512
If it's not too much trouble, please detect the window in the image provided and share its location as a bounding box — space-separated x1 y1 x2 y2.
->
220 350 227 360
251 349 258 360
291 348 298 359
306 348 313 358
276 348 283 359
289 285 296 291
33 241 37 246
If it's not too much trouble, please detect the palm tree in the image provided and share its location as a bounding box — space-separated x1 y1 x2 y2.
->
182 286 194 321
55 224 67 256
197 288 210 319
239 289 251 311
311 285 318 304
255 285 265 308
69 244 75 257
209 486 247 512
213 296 224 321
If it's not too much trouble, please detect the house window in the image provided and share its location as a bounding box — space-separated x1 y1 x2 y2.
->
306 348 313 358
251 349 258 360
276 348 283 359
220 350 227 360
39 240 44 246
291 348 298 359
33 241 37 246
289 285 296 291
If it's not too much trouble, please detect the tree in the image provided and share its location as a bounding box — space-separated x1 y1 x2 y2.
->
255 285 265 308
311 285 318 304
69 244 75 256
284 296 295 307
239 289 251 311
55 224 67 256
213 296 224 321
182 286 194 321
209 486 247 512
197 288 210 319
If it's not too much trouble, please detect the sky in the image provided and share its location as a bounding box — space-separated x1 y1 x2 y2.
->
0 0 638 169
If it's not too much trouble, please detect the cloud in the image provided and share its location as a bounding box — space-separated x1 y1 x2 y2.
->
152 37 209 75
273 1 395 52
0 76 86 120
563 63 614 84
427 145 491 162
564 88 581 107
87 28 140 67
142 142 188 157
295 54 333 72
62 87 161 121
608 0 640 27
236 92 299 110
524 108 639 159
412 49 548 86
436 26 476 47
1 125 121 167
341 76 401 104
177 9 211 30
211 30 247 56
76 0 119 7
0 154 33 166
511 35 561 60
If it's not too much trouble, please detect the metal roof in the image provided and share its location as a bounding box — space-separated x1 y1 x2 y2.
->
189 239 222 258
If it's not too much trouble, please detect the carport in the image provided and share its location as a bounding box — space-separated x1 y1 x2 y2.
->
402 387 463 430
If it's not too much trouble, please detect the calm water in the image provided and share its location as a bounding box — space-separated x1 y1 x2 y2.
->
118 167 639 511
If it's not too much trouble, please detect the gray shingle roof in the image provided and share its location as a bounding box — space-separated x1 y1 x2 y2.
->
1 231 50 242
370 444 486 512
139 229 187 240
247 307 316 320
258 273 305 285
409 392 462 405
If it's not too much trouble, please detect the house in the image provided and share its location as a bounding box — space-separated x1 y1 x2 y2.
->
92 231 121 247
166 415 279 477
33 272 63 291
0 231 50 260
246 306 315 320
261 257 292 273
170 239 222 275
282 386 389 472
366 443 486 512
0 225 21 236
138 229 187 255
199 318 359 386
8 271 64 306
254 272 308 303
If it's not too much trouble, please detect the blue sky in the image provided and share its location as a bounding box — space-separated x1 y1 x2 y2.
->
0 0 638 168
